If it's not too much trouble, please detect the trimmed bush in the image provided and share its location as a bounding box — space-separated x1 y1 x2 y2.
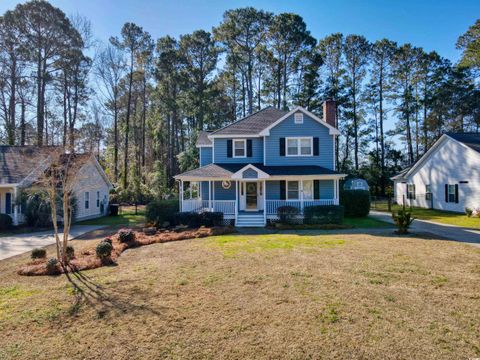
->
46 258 58 274
340 190 370 217
304 205 344 225
66 245 75 261
277 205 300 224
0 214 13 230
146 200 179 227
96 241 113 263
118 228 135 243
174 212 224 228
31 248 46 259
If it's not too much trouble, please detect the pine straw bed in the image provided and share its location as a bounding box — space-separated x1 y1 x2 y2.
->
17 226 236 276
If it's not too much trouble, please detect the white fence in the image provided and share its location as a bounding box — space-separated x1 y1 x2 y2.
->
266 199 338 215
182 199 235 215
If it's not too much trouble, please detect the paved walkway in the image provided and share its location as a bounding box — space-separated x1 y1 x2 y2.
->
370 211 480 247
0 225 105 261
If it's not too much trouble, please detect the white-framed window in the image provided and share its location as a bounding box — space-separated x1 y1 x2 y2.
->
287 181 299 200
286 137 313 156
233 139 246 158
302 180 313 200
96 191 100 207
425 184 431 193
294 112 304 124
448 184 456 202
407 184 415 199
84 192 90 209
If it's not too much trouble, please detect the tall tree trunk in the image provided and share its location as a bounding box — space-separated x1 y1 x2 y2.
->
353 76 359 170
113 94 119 182
123 54 134 189
36 52 44 146
20 98 26 146
379 68 386 195
141 73 147 169
7 57 16 145
282 52 287 111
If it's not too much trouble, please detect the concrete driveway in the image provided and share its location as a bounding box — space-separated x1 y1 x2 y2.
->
370 210 480 247
0 225 105 261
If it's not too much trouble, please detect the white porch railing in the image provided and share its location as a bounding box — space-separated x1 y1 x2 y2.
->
182 199 235 215
266 199 338 215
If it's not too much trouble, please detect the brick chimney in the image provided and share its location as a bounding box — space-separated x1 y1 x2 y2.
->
323 99 337 128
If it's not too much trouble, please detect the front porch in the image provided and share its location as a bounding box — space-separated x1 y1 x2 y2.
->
179 179 340 226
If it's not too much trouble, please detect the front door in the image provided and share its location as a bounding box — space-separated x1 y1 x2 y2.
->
246 182 257 210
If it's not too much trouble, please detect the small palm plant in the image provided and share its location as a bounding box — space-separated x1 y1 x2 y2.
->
392 202 414 234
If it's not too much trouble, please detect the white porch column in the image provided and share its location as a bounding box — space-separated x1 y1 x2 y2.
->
334 179 339 205
13 186 18 226
212 181 215 212
208 181 212 211
179 181 183 212
300 180 304 214
263 180 267 224
235 180 238 221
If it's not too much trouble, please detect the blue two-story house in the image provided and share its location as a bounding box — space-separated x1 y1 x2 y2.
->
174 100 346 227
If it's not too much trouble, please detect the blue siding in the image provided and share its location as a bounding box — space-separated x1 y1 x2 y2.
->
266 181 281 200
264 113 334 168
213 138 263 163
201 181 236 200
200 147 212 166
319 180 334 198
243 168 258 179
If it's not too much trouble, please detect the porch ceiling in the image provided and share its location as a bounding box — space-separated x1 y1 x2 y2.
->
175 163 346 181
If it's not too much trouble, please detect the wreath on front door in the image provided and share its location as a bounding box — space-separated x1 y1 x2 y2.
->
247 183 256 193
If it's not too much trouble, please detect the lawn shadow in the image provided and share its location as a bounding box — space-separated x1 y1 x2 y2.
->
63 264 165 318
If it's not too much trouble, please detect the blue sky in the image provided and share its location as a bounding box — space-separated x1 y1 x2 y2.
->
1 0 479 62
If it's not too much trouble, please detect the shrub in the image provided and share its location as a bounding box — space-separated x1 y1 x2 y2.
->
118 228 135 243
24 194 51 228
304 205 344 225
65 245 75 261
392 208 414 234
201 212 224 227
46 258 59 274
340 190 370 217
465 207 473 217
0 214 13 230
96 241 113 262
146 200 179 227
31 248 46 259
175 212 202 228
103 237 112 244
277 205 300 224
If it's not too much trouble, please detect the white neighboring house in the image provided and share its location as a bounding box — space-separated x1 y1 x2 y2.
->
0 146 112 225
392 133 480 213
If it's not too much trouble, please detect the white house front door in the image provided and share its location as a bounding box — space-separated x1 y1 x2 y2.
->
240 181 264 211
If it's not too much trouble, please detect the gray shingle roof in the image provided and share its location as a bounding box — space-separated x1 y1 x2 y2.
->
447 132 480 153
0 146 59 185
210 107 288 136
196 131 212 146
175 163 342 179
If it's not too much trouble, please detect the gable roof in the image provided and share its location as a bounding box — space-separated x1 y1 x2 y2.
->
196 131 212 147
209 107 288 137
0 146 58 185
446 132 480 154
392 132 480 180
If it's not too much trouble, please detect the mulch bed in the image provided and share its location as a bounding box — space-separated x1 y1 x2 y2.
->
17 226 236 276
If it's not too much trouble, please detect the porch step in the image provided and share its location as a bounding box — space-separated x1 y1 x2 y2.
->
236 213 265 227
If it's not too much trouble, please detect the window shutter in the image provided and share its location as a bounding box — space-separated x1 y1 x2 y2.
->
280 181 286 200
314 180 320 199
247 139 252 157
413 184 416 200
227 140 232 158
280 138 285 156
445 184 448 203
455 184 459 203
313 137 319 156
5 193 11 215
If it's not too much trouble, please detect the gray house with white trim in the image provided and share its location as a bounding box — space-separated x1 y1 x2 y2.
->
392 133 480 213
175 100 346 227
0 146 112 225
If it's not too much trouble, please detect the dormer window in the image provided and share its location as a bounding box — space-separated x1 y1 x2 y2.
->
233 139 246 158
294 112 304 124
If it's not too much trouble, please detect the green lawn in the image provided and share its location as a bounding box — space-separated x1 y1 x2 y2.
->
374 203 480 229
77 209 146 227
343 216 392 228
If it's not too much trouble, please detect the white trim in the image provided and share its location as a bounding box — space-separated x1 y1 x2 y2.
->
233 139 247 158
176 174 347 182
212 139 215 163
259 106 340 136
196 144 212 148
285 136 313 157
333 135 336 171
231 164 270 180
263 135 266 165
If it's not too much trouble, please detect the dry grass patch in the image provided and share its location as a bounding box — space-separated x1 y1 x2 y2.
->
0 231 479 359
